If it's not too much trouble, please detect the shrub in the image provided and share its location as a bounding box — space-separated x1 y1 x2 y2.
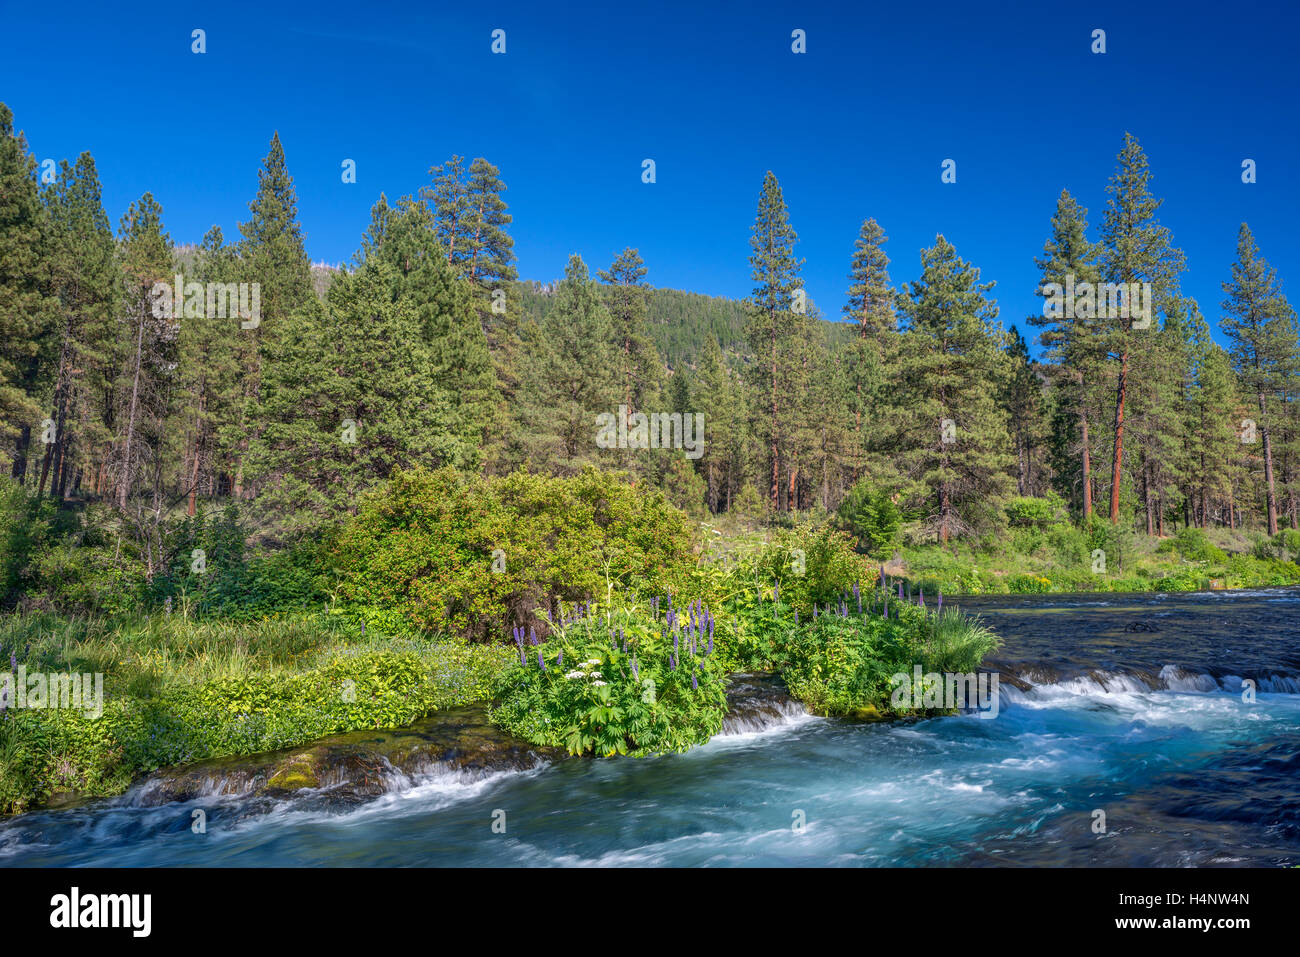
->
489 604 727 756
835 479 902 557
334 466 698 641
1004 493 1068 530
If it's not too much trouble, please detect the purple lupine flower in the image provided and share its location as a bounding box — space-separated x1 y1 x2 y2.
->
529 626 538 646
670 653 677 671
691 669 698 690
898 582 904 599
794 608 799 625
558 650 564 667
537 649 545 669
632 656 639 680
774 582 780 605
673 629 679 655
813 604 818 620
919 588 925 609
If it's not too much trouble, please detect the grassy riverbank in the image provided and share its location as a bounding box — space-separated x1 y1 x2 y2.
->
4 470 1297 815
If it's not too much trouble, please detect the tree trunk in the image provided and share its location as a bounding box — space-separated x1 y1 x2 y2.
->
1259 392 1278 535
1080 410 1092 520
1109 349 1129 523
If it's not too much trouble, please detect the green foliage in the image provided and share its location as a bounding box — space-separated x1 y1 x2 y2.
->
0 611 509 813
1156 527 1228 564
836 479 902 557
1004 493 1068 529
334 466 697 640
489 608 727 756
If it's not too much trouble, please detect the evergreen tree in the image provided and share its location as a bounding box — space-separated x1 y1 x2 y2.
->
1221 223 1299 535
745 171 804 510
357 194 497 467
234 132 314 499
599 248 661 419
0 103 55 481
249 259 459 534
39 153 116 500
1029 190 1105 518
842 217 893 458
516 255 619 472
895 236 1014 542
1003 326 1048 496
1099 133 1186 524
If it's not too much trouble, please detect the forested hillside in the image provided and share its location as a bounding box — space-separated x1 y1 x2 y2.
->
3 101 1299 610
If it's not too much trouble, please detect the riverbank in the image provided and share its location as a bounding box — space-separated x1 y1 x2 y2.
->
2 589 1297 867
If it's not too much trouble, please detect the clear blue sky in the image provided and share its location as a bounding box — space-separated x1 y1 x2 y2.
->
3 0 1297 351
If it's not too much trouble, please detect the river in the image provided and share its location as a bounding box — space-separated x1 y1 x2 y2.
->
2 588 1297 866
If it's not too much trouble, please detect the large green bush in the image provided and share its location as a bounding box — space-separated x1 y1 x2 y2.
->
334 466 698 641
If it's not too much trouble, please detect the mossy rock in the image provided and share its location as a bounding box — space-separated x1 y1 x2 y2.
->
266 749 327 792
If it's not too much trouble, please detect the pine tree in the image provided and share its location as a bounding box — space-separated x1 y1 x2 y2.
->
424 156 471 270
746 171 804 510
40 153 116 501
1029 190 1105 518
0 103 55 481
1099 133 1185 524
895 236 1014 542
1221 223 1299 535
599 248 660 421
113 192 176 567
233 132 313 500
1003 326 1048 496
249 259 459 534
694 334 744 512
515 255 619 472
842 217 893 456
357 194 497 467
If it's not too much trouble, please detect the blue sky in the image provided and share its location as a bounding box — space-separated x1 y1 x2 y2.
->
3 0 1297 351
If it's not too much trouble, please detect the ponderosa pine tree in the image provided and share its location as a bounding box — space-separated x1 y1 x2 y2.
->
113 193 175 548
1099 133 1186 524
694 333 745 512
1182 306 1240 527
0 103 55 482
599 248 661 422
842 217 892 463
39 153 116 500
1221 223 1299 535
895 236 1014 542
1029 189 1105 519
746 171 804 510
176 225 243 513
1002 326 1048 496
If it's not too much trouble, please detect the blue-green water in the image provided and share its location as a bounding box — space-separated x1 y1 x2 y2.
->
3 589 1298 866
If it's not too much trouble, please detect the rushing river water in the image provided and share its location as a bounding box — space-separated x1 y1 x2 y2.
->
2 589 1298 867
